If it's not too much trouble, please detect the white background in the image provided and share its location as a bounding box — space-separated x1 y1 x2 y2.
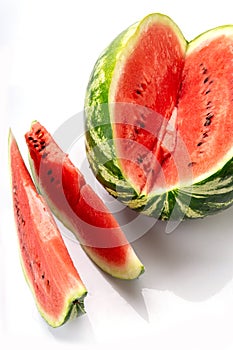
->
1 0 233 349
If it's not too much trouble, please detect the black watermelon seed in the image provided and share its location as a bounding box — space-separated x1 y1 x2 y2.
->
204 119 211 126
135 89 142 95
203 132 208 138
137 121 145 128
205 89 211 95
28 136 34 141
47 169 52 175
204 77 209 84
50 177 55 183
188 162 197 167
137 156 143 164
35 129 41 135
202 68 208 74
197 142 203 147
134 126 140 134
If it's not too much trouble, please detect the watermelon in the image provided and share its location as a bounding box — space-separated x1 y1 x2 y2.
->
25 121 144 280
9 130 87 328
85 13 233 220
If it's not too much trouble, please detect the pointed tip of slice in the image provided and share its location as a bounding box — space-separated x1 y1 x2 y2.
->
28 120 41 134
126 255 145 280
123 249 145 280
31 119 38 126
139 264 145 276
83 244 145 280
8 128 14 144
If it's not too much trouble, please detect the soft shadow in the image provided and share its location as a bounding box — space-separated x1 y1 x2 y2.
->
106 205 233 319
103 272 149 322
133 205 233 301
48 313 95 344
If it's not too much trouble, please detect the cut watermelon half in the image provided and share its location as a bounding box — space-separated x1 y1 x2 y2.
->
9 130 87 328
25 121 144 280
85 13 233 219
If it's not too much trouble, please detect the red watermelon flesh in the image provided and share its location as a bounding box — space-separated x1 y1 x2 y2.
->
112 22 185 193
9 130 87 327
111 26 233 194
25 122 144 279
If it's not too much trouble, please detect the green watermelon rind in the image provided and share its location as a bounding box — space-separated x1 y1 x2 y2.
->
85 13 233 220
188 24 233 55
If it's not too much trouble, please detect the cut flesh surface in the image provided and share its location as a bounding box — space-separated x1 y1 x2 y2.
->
110 21 233 194
9 130 87 327
25 122 144 279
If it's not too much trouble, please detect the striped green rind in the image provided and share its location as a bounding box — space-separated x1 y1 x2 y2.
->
85 21 139 201
114 154 233 220
85 13 233 220
85 13 185 208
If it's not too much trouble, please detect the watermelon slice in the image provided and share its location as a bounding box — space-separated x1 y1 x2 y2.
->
85 13 233 220
25 122 144 280
9 130 87 328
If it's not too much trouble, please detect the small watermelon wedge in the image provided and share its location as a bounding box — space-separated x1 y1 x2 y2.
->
85 13 233 220
9 130 87 328
25 121 144 280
